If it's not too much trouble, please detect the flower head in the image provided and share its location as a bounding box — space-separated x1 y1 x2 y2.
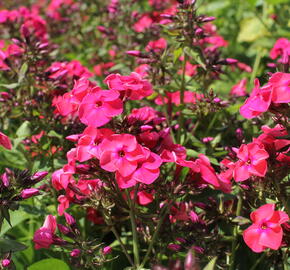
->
243 204 289 252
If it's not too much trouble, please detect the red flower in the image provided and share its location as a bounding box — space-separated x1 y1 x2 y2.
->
79 90 123 128
233 143 269 182
145 38 167 52
33 215 57 249
230 78 247 97
104 72 153 100
116 146 162 188
97 134 144 177
243 204 289 252
240 79 272 119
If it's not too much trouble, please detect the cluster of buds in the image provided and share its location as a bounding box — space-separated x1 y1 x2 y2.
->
33 213 113 269
0 169 47 226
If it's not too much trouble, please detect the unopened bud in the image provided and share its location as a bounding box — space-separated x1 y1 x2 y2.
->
184 249 200 270
21 188 39 199
70 249 81 257
32 171 48 182
102 246 112 255
64 212 76 226
199 16 215 23
2 259 11 267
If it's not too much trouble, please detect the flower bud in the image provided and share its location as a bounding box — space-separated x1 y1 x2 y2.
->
168 243 181 251
184 249 200 270
57 224 70 235
21 188 39 199
225 58 238 64
102 246 112 255
2 259 11 267
32 171 48 182
70 249 81 257
199 16 215 23
126 50 142 57
1 172 10 187
64 212 76 226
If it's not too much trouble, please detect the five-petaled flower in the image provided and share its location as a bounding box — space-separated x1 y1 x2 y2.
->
243 204 289 252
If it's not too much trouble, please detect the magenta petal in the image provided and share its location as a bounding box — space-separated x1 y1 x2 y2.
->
250 204 275 223
259 228 283 250
270 211 289 225
100 151 117 172
134 167 159 185
233 163 250 182
243 225 265 253
115 158 137 177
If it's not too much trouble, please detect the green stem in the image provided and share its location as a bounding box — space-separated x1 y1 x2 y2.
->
126 190 140 268
273 179 290 217
229 194 243 270
111 225 134 267
177 51 188 144
140 204 169 268
249 50 262 87
249 252 267 270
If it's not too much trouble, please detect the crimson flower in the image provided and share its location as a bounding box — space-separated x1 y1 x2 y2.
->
243 204 289 252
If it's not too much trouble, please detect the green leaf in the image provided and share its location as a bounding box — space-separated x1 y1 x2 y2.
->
16 121 31 138
238 17 269 42
0 83 19 89
266 0 289 4
18 62 28 83
47 130 63 139
1 207 11 227
246 0 258 7
0 239 27 253
27 259 70 270
232 216 251 225
0 210 30 236
203 256 217 270
173 47 182 62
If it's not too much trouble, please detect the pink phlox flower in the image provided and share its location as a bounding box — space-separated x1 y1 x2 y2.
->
97 134 144 177
134 64 150 78
133 14 153 32
240 78 272 119
233 143 269 182
33 215 57 249
76 127 113 162
105 72 153 100
191 154 220 188
116 146 162 188
155 91 202 105
79 90 123 127
145 38 167 52
230 78 247 97
243 204 289 252
270 38 290 64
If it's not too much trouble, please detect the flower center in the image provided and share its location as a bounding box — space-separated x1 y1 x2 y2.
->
95 101 102 108
261 223 268 230
118 150 125 157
